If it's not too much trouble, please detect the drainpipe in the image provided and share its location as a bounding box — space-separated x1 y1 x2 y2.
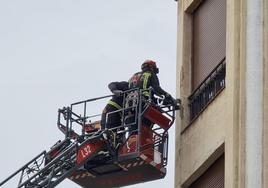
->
245 0 263 187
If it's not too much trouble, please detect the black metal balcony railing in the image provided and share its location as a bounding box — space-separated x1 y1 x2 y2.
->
189 58 226 122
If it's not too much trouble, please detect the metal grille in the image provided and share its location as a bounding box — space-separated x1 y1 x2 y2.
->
189 58 225 122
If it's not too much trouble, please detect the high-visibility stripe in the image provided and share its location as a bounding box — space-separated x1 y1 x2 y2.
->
140 154 162 170
143 91 150 97
143 72 151 96
143 72 151 90
70 172 96 180
108 100 122 110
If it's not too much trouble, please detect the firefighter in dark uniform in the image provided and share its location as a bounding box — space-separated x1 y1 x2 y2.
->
126 60 176 131
101 81 129 130
128 59 176 104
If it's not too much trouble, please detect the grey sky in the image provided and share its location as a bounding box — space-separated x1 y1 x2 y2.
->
0 1 177 187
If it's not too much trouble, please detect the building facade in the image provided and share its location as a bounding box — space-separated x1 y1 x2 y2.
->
175 0 268 187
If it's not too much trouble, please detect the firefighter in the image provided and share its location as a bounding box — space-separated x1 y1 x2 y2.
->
101 81 129 130
126 60 176 132
128 59 176 104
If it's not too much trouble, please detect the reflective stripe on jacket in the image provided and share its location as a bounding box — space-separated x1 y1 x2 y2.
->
142 72 151 97
108 100 122 110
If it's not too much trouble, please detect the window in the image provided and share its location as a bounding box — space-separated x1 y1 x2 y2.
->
189 0 226 121
190 155 225 188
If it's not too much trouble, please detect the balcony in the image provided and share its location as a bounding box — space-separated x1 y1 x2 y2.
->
189 58 226 122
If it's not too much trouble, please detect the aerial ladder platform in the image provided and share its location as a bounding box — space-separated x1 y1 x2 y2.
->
0 88 180 188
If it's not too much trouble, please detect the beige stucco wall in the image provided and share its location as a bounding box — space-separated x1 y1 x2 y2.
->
175 0 230 186
224 0 245 187
176 0 268 187
179 91 226 186
183 0 203 13
175 0 246 187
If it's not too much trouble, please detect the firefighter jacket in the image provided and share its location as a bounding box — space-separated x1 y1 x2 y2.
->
128 70 169 98
107 81 129 110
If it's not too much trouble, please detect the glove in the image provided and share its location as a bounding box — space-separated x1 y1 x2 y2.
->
171 97 177 106
165 93 176 105
112 90 123 97
165 93 173 100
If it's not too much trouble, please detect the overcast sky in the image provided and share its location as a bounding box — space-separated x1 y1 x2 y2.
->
0 1 177 187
